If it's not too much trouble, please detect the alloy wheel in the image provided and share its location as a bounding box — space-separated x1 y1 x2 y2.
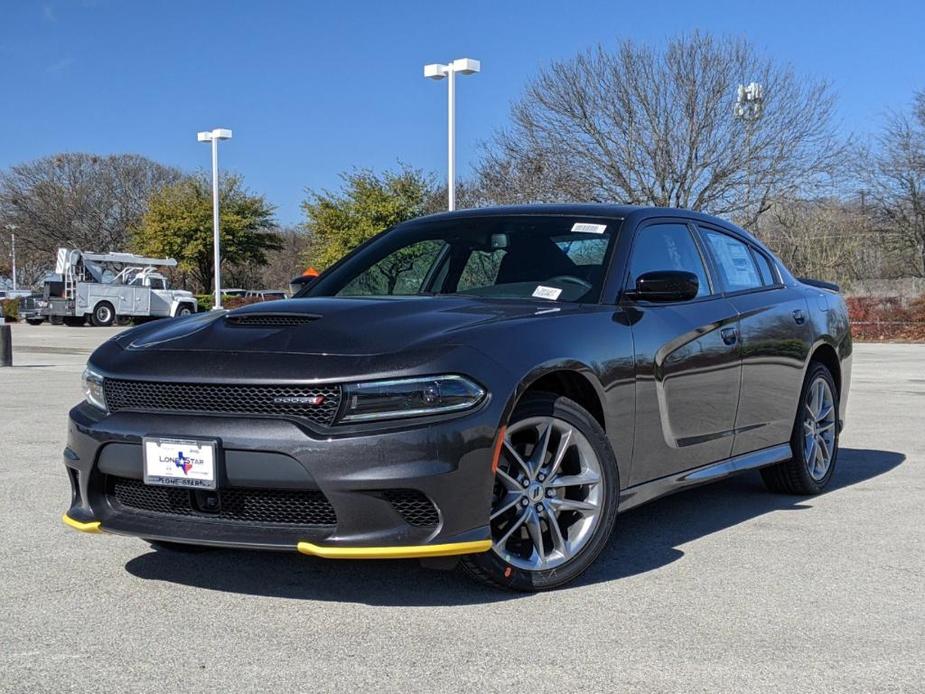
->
489 416 604 571
802 376 836 481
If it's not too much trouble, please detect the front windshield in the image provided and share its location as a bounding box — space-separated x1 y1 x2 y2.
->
307 215 620 303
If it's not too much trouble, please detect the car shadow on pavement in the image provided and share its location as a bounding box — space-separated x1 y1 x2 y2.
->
124 447 903 605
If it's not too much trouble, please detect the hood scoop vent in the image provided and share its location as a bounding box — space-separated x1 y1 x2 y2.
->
226 312 321 328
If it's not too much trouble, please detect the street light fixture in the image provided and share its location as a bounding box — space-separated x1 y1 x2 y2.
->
424 58 480 211
197 128 233 310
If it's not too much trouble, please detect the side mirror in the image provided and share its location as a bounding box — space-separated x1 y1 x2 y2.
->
289 275 316 296
626 271 699 303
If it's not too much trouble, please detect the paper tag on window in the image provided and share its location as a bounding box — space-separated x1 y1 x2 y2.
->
532 285 562 300
571 222 607 234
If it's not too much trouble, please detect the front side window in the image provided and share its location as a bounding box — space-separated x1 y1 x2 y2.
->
627 223 711 297
700 229 762 292
314 216 620 304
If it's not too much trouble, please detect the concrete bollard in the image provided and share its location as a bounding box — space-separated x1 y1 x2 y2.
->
0 321 11 367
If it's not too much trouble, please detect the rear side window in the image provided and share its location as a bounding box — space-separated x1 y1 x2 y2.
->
628 223 711 297
700 229 762 292
751 250 778 286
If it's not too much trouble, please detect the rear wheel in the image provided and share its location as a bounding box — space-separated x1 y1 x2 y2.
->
175 304 194 318
462 392 619 591
761 362 839 495
91 302 115 327
116 315 133 326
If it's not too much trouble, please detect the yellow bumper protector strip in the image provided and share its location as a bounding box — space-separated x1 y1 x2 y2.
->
296 539 492 560
62 514 102 533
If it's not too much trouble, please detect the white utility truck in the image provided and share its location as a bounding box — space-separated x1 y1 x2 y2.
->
42 249 197 326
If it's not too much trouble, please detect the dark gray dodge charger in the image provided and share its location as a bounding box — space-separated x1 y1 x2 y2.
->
63 205 852 590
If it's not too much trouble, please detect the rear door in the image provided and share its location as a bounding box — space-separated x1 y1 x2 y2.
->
622 220 743 485
696 225 813 455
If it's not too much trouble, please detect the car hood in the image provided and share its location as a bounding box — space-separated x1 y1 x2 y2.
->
117 296 581 356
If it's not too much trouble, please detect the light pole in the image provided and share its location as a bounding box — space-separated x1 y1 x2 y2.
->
5 224 16 291
735 82 764 226
424 58 480 211
197 128 233 310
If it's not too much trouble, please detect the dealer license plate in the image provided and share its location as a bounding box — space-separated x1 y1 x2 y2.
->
143 437 217 489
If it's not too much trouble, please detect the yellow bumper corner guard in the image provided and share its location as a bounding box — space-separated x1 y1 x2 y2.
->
296 539 491 560
62 514 102 534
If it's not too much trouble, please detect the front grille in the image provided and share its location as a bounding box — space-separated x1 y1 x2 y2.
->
108 477 337 526
226 313 320 327
383 489 440 527
104 379 341 425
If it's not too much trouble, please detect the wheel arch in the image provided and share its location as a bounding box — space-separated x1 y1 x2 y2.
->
171 298 197 317
808 341 841 397
501 361 610 436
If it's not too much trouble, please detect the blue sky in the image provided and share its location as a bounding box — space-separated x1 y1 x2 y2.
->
1 0 923 224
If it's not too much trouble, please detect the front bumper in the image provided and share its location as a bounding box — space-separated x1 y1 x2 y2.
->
63 401 503 558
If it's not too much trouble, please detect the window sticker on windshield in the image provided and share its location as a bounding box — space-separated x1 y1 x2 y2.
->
571 222 607 234
533 285 562 300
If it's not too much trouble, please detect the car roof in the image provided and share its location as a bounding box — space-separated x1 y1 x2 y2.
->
401 203 781 268
409 203 742 228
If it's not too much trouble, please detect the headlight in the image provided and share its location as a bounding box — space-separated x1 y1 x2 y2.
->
339 375 485 423
81 366 108 412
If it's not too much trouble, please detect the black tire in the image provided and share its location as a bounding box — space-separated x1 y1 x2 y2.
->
461 392 619 591
91 302 115 327
49 315 64 326
761 362 839 495
175 304 194 318
146 539 215 554
116 316 133 327
63 316 86 327
26 319 45 326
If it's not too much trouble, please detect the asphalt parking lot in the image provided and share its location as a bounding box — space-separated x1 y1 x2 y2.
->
1 323 922 693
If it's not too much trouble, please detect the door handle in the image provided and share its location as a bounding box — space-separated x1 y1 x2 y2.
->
793 309 806 325
721 327 738 346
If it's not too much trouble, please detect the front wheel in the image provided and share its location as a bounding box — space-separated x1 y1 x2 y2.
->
462 392 619 591
761 362 839 495
174 304 193 318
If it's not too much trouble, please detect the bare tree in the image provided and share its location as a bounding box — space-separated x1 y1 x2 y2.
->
758 197 871 285
476 33 845 226
0 153 181 259
860 90 925 277
0 241 49 289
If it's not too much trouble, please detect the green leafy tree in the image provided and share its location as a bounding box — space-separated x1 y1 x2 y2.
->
302 166 441 277
134 173 279 292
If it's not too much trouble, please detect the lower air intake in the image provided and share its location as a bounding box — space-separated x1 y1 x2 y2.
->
383 489 440 527
108 477 337 526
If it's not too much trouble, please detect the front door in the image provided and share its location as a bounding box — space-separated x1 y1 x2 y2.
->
622 221 742 485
